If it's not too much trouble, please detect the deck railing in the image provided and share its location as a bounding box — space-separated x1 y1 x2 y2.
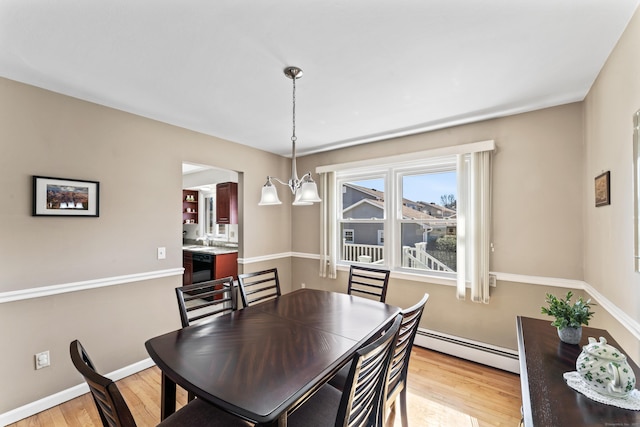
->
402 243 454 272
342 241 454 272
342 242 384 264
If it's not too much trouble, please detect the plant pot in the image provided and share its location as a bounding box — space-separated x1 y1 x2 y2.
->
558 326 582 345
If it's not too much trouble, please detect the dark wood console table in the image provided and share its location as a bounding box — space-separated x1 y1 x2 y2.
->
517 316 640 426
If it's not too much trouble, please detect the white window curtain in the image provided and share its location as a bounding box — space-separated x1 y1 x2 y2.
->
456 150 492 303
319 171 337 279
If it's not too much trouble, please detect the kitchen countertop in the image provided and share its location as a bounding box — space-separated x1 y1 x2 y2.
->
182 245 238 255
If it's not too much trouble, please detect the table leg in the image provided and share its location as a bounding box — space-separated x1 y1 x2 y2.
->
277 413 287 427
160 372 177 420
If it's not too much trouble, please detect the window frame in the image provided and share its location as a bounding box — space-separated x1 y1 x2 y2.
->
335 156 458 280
317 140 494 289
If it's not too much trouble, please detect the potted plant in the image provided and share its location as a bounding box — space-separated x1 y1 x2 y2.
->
541 291 594 344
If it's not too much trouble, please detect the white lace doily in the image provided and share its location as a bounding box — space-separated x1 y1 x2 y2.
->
564 371 640 410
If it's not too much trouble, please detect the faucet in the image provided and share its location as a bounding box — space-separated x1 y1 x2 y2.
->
195 235 211 246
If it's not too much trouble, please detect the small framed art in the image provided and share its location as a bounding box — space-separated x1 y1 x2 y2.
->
32 176 100 217
594 171 610 207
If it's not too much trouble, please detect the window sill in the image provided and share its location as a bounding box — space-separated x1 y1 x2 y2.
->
336 263 456 287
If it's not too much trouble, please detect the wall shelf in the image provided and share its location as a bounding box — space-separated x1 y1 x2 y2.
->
182 190 199 224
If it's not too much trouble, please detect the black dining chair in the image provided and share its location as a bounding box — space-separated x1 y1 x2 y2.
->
175 277 236 328
69 339 253 427
237 268 281 308
347 264 391 303
287 314 402 427
329 293 430 427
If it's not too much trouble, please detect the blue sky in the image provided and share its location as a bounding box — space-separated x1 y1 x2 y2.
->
352 171 457 205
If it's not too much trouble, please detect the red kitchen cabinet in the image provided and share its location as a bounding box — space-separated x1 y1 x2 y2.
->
214 252 238 280
182 251 193 286
216 182 237 224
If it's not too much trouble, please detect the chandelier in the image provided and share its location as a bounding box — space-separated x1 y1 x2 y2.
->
259 66 321 206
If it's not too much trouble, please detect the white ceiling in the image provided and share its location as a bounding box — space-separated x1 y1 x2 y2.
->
1 1 638 157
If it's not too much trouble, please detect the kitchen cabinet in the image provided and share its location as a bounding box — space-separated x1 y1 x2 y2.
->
182 251 193 286
216 182 237 224
183 190 199 224
182 249 237 286
214 252 238 280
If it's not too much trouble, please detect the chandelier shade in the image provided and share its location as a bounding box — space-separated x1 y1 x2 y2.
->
258 66 322 206
259 177 282 205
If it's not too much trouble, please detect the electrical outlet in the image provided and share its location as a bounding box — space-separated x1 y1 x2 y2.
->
157 247 166 260
35 350 50 370
301 283 306 288
489 274 497 287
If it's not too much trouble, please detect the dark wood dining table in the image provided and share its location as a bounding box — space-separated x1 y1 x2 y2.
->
145 288 400 426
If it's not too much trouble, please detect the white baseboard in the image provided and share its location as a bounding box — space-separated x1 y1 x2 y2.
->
0 358 156 426
414 328 520 374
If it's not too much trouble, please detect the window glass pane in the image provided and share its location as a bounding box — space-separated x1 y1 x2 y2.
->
204 196 215 235
400 171 457 272
400 222 456 272
341 178 384 219
402 172 456 212
340 223 384 263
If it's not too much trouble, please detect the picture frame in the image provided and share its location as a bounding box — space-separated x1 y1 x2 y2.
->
594 171 610 207
32 176 100 217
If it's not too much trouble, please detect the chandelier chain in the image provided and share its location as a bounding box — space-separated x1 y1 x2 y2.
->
291 76 297 143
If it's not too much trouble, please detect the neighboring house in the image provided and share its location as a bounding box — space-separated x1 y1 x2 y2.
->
416 201 457 219
342 185 442 248
342 183 384 207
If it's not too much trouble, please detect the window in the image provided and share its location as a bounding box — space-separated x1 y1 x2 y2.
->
337 160 457 276
319 140 494 302
343 229 354 244
204 196 215 235
339 176 385 264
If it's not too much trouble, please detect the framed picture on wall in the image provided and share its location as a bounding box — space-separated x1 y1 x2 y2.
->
32 176 100 217
595 171 610 207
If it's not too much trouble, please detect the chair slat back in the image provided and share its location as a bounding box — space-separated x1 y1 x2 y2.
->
337 315 402 427
386 293 430 403
69 340 137 427
175 277 236 327
347 265 390 303
237 268 281 308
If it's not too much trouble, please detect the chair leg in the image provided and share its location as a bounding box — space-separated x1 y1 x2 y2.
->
385 399 397 427
399 387 409 427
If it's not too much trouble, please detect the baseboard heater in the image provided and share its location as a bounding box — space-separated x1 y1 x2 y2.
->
413 328 520 374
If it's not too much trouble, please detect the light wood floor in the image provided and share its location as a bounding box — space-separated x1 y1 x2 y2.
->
9 347 522 426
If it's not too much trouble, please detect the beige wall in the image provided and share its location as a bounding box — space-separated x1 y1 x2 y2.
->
295 104 585 280
0 77 289 412
583 7 640 358
1 277 181 410
292 103 585 349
